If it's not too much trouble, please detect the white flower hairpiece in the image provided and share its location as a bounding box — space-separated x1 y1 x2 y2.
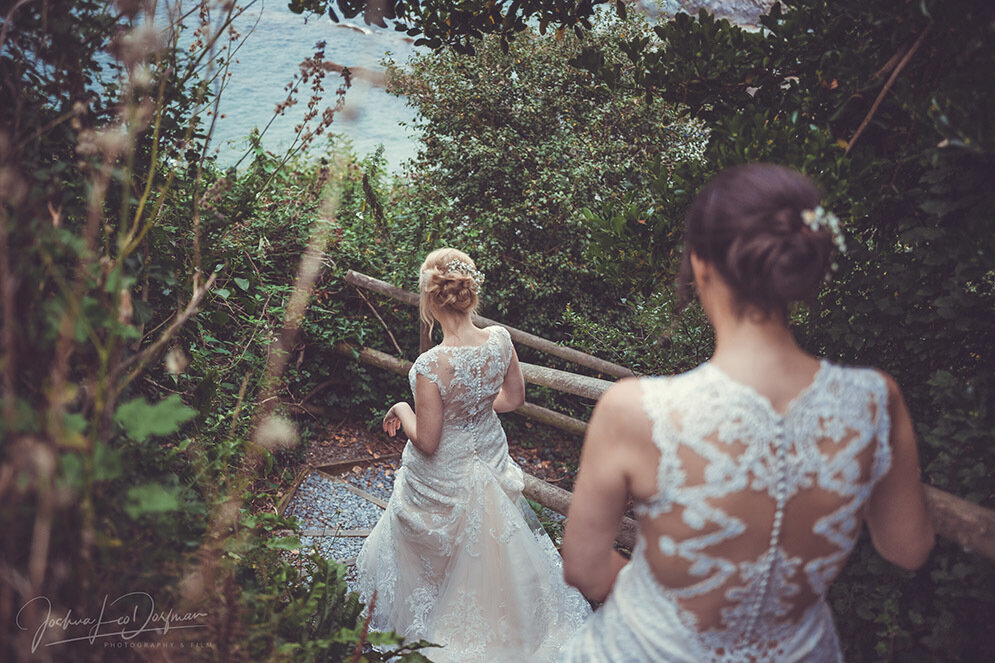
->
444 259 485 292
801 205 847 279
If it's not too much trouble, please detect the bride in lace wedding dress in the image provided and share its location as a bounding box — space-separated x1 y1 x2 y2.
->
355 248 591 663
558 164 936 663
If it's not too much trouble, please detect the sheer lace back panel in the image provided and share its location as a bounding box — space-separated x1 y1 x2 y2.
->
635 361 892 656
409 326 512 444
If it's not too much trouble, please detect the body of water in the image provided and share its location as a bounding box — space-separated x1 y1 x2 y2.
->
206 2 422 170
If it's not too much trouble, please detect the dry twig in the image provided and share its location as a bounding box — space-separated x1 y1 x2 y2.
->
115 271 219 389
846 23 932 155
355 286 404 356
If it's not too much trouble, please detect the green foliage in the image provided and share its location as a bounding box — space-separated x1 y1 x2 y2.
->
0 3 429 660
244 550 437 661
7 0 992 659
124 482 184 519
114 395 198 442
562 288 714 375
564 1 995 660
528 499 566 547
256 2 994 658
290 0 602 53
382 13 705 385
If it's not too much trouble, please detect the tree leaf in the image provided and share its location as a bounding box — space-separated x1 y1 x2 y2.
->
114 395 197 443
124 482 181 519
93 441 124 481
266 536 302 551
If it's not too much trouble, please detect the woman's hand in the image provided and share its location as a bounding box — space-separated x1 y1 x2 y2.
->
382 378 443 455
383 403 409 437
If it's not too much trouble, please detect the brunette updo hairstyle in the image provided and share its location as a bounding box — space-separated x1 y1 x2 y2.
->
677 163 834 318
419 248 481 331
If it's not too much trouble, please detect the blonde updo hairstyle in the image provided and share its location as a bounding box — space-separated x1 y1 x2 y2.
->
419 248 482 332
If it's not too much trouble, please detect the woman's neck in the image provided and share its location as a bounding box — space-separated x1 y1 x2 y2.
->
711 313 802 366
437 314 485 346
693 256 818 393
708 308 821 402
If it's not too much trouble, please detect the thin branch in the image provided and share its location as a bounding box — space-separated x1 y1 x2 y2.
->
846 22 932 155
45 157 114 442
224 291 273 371
172 0 257 91
299 378 337 407
228 374 250 439
872 43 910 81
118 2 257 260
278 396 320 422
124 61 171 246
0 0 34 59
0 209 17 423
115 272 218 390
349 591 377 663
354 286 404 356
161 168 347 645
143 375 184 395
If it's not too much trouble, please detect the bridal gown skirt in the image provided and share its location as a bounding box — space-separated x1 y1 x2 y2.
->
558 549 844 663
355 445 591 663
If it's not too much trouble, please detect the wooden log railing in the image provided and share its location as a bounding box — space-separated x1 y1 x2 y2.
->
341 270 995 561
345 270 636 379
334 343 590 435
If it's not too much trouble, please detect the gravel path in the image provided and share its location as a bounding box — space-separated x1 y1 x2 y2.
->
283 458 567 570
283 468 392 563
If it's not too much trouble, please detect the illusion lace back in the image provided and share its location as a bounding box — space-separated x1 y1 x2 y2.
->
560 361 893 663
356 326 591 662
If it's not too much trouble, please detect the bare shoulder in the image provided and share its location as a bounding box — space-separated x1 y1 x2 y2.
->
870 368 908 413
584 377 658 499
590 378 654 444
597 377 645 414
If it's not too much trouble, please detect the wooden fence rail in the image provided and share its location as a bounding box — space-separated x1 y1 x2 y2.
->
345 270 636 378
340 271 995 561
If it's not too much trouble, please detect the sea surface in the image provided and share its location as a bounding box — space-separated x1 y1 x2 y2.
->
201 1 423 171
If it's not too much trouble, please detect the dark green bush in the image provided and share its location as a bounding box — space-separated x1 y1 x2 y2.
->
0 3 432 660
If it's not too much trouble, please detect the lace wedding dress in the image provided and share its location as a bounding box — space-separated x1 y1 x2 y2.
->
356 325 591 662
559 361 893 663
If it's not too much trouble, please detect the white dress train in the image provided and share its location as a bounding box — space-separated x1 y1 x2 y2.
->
356 325 591 662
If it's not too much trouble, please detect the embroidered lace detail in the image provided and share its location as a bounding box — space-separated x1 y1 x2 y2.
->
409 326 512 436
633 361 891 658
357 325 591 662
560 361 890 663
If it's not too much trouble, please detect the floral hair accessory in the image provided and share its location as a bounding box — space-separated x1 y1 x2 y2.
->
444 259 485 292
801 205 847 279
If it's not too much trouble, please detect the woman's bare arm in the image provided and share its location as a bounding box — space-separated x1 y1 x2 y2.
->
493 344 526 413
383 374 444 454
865 372 935 569
561 379 645 602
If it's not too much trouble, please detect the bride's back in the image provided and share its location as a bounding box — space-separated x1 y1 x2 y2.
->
560 163 933 663
410 326 510 427
634 360 891 649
